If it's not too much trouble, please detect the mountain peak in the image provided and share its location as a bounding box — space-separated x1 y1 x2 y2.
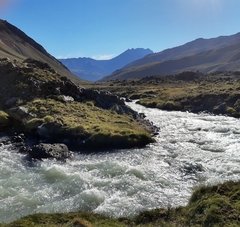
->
60 48 153 81
124 48 153 54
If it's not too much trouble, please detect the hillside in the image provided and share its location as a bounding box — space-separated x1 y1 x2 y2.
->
0 19 79 82
59 48 153 81
104 33 240 80
0 20 154 153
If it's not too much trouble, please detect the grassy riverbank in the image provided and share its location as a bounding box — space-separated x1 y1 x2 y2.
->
2 181 240 227
19 98 152 149
89 72 240 118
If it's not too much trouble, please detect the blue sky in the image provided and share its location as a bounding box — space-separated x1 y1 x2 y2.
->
1 0 240 59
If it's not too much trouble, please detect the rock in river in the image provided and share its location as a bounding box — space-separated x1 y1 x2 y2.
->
28 143 71 160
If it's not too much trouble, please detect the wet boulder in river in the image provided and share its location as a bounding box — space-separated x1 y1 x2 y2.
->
28 143 71 160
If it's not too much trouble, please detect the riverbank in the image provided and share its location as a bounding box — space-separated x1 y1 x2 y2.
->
89 71 240 118
2 181 240 226
0 102 239 224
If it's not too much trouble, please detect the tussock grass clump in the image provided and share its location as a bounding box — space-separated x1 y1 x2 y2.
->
0 110 9 129
133 181 240 226
186 181 240 226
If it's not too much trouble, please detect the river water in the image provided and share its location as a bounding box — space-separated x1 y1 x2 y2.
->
0 102 240 223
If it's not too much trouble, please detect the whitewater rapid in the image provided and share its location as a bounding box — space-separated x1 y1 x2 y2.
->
0 102 240 223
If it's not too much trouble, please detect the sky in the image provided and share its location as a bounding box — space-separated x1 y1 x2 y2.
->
1 0 240 59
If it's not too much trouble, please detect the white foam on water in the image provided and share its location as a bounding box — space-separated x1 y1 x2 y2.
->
0 102 240 222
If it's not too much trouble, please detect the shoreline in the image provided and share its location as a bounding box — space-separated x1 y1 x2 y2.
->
2 181 239 226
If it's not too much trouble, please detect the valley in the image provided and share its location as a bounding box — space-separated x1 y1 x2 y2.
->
0 14 240 227
59 48 153 81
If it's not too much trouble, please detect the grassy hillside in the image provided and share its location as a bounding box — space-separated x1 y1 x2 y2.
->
103 33 240 81
125 32 240 69
3 181 240 226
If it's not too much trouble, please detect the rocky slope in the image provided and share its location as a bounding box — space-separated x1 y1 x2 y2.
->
103 33 240 80
0 19 78 82
0 21 155 158
59 48 153 81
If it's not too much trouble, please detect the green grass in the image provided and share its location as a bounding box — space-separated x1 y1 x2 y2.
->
89 73 240 118
20 98 153 149
3 212 128 227
3 181 240 227
0 110 9 129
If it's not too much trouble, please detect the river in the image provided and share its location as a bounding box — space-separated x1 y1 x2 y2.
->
0 102 240 223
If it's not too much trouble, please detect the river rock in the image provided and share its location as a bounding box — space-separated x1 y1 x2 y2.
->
11 133 25 143
182 163 204 175
28 143 71 160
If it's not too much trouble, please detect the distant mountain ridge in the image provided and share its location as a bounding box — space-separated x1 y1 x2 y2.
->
103 33 240 81
59 48 153 81
0 19 76 81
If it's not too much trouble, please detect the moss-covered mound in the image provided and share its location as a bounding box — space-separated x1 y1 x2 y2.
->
3 181 240 227
135 181 240 226
186 181 240 226
0 58 154 150
15 98 152 149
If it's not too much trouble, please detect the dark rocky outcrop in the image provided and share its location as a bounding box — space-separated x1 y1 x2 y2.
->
28 143 71 160
0 58 138 117
180 93 240 117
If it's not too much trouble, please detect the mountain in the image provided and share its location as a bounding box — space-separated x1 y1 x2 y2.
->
59 48 153 81
0 19 76 82
103 33 240 80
